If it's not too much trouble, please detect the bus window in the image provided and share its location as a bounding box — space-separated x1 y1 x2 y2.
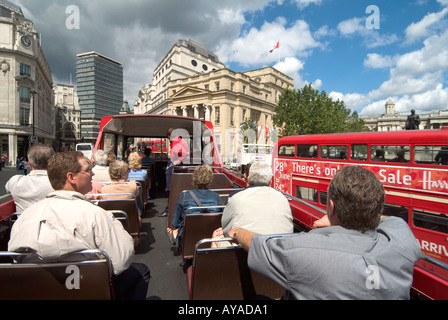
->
371 145 410 163
319 191 327 206
413 209 448 234
383 203 408 222
278 145 295 157
103 133 116 155
415 145 448 165
297 144 318 158
296 186 318 202
320 145 348 160
351 144 368 161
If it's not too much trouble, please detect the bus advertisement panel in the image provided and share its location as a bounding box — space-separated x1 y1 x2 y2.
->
274 159 448 197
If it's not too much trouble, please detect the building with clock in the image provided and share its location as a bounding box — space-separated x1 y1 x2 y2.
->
0 0 54 164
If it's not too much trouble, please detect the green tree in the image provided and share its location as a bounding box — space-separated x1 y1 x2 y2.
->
273 84 369 136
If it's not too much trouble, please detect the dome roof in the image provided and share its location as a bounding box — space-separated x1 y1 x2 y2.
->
385 98 395 106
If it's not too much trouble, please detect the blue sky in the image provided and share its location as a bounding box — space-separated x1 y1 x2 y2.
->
16 0 448 116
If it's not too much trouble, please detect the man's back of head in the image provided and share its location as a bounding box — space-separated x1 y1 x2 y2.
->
328 166 384 232
248 161 272 186
28 143 55 170
47 151 88 191
93 150 108 166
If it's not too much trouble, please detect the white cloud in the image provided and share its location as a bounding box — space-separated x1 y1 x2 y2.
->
337 17 364 35
216 17 320 67
218 9 246 25
291 0 323 9
336 16 398 48
364 53 396 69
404 7 448 44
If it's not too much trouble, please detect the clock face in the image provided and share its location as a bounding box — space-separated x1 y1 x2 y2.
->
21 36 31 48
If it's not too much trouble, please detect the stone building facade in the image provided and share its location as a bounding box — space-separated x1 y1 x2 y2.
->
53 84 81 151
134 39 293 162
0 1 53 164
362 98 448 131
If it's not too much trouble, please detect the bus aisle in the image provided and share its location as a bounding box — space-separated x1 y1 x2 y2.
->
133 191 188 300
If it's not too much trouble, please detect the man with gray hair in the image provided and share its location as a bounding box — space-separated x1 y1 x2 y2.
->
5 143 55 212
92 149 111 182
220 161 293 236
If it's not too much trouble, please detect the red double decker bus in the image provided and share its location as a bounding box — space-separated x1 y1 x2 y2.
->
273 127 448 299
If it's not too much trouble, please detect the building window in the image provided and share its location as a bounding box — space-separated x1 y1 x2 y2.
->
202 64 208 71
215 82 220 91
231 82 234 91
243 85 246 94
215 106 220 125
20 107 30 126
19 87 30 103
230 107 234 126
191 60 197 67
20 63 31 76
204 84 209 90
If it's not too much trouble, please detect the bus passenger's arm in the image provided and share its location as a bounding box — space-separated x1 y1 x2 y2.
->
227 227 256 251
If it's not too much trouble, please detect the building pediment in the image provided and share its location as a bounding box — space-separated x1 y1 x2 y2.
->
15 74 34 86
171 86 208 100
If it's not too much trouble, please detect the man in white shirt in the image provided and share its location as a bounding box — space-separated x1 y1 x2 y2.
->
8 151 150 300
92 149 111 183
5 143 54 212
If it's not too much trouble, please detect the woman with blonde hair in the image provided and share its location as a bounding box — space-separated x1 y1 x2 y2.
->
101 160 138 201
128 151 150 201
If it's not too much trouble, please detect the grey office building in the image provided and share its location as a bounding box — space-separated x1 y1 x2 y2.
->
76 52 123 143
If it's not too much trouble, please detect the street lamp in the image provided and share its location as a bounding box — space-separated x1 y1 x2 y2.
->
30 88 37 141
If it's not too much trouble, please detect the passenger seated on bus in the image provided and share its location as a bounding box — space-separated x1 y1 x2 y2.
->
393 149 407 162
212 161 293 248
226 162 253 201
92 149 111 183
227 166 421 300
142 148 154 168
8 151 150 300
107 152 116 165
5 143 55 212
372 149 385 161
435 146 448 165
101 160 142 213
128 152 150 198
167 164 221 248
339 151 347 159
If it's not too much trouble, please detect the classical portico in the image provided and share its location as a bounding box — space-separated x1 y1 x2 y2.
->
170 103 212 121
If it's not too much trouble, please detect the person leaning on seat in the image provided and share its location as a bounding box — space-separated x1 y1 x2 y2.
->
8 151 150 300
212 161 293 248
5 143 55 212
227 166 421 300
167 164 221 248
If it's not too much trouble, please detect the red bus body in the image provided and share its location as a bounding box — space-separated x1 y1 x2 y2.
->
274 128 448 299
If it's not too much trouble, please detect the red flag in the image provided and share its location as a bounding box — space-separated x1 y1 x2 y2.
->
269 41 279 53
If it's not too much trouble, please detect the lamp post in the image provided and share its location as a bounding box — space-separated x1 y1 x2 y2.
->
30 88 37 143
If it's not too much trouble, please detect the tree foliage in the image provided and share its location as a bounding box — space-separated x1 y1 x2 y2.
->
273 84 369 136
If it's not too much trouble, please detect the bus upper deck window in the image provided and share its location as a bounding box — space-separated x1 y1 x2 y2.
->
351 144 368 161
415 145 448 165
320 145 348 160
278 145 295 157
371 145 410 163
297 144 318 158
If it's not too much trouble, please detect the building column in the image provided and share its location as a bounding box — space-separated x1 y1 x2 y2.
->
203 103 211 121
181 105 187 117
192 105 199 119
8 134 17 167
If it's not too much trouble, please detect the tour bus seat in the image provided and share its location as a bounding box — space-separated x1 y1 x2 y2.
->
90 194 141 245
167 171 233 228
187 238 285 300
181 208 225 260
105 210 129 231
0 249 114 300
